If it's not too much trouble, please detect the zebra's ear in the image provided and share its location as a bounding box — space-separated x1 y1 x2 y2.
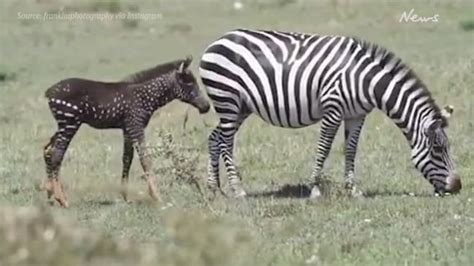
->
441 105 454 120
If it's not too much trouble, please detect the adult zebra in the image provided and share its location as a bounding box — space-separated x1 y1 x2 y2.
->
199 29 461 199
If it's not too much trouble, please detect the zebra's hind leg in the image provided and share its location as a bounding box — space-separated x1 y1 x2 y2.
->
344 117 366 197
309 111 342 199
207 129 226 199
219 127 247 198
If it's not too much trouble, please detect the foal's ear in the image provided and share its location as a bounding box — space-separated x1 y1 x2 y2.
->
177 56 193 74
184 55 193 67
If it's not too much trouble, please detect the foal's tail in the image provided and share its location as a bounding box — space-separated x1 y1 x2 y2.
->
45 82 60 99
45 80 65 99
44 78 82 99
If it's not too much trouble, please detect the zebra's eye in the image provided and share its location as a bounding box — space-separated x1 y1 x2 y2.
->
432 145 444 153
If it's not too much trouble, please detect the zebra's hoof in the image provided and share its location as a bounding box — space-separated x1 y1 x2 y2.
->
207 191 218 201
309 186 323 200
346 186 363 198
351 189 364 198
233 189 247 199
207 185 225 200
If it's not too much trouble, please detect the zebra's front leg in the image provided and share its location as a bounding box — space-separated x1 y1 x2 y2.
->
207 129 226 199
344 117 366 197
309 112 342 199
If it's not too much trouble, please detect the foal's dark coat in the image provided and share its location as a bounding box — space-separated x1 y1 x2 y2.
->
43 58 210 207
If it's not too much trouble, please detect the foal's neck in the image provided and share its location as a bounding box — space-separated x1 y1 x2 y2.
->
133 72 176 112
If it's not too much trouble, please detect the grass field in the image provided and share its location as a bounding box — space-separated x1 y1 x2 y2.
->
0 0 473 265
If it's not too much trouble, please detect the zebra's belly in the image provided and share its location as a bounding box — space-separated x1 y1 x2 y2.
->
247 100 324 128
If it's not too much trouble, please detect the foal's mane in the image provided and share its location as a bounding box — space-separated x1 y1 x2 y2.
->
121 59 185 83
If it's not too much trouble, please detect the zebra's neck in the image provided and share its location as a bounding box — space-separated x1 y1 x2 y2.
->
370 67 440 150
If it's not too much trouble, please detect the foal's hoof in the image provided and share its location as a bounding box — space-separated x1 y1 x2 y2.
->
309 186 323 200
147 186 162 202
56 198 69 208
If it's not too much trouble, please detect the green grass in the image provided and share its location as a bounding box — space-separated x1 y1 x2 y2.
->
1 0 473 265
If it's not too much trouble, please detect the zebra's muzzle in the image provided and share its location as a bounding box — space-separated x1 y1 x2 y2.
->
433 174 461 196
446 174 462 194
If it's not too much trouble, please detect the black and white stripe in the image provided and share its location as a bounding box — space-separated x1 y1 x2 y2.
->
199 29 461 198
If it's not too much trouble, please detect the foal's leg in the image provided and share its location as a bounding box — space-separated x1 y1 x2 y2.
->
133 134 159 201
124 115 159 201
120 134 134 202
309 107 342 199
43 120 81 207
343 116 366 197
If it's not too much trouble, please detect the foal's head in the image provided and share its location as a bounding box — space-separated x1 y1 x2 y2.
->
172 56 210 114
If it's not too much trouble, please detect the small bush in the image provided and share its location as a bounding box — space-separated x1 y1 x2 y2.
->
88 0 122 13
460 20 474 31
0 65 17 82
147 131 204 197
122 19 139 29
166 23 193 34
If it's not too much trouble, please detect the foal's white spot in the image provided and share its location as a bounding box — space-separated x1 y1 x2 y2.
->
64 113 75 117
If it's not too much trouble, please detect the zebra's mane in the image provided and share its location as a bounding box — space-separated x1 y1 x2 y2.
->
354 38 445 123
121 59 184 83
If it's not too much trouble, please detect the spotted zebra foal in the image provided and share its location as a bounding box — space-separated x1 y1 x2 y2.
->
43 57 210 207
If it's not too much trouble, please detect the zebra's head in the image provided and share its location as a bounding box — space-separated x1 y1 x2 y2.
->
173 56 210 114
415 105 461 195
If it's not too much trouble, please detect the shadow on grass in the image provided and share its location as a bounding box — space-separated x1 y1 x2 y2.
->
363 189 432 198
247 183 434 199
80 198 161 208
247 183 312 199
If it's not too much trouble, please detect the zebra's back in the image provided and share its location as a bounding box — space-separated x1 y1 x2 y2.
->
199 29 364 128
